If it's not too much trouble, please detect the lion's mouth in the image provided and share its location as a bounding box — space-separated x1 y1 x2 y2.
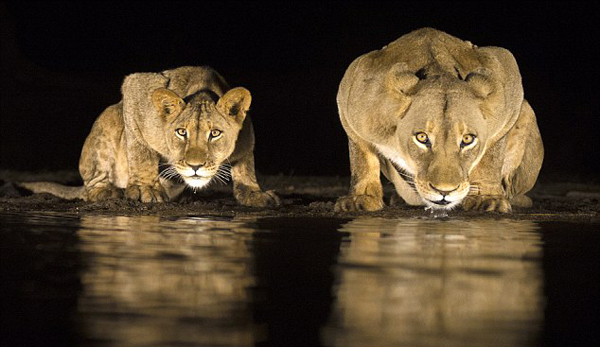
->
386 158 469 209
428 198 452 206
189 173 210 178
181 164 231 187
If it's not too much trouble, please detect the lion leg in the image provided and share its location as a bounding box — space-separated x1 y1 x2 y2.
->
501 100 544 207
335 138 384 212
79 104 125 202
464 100 543 212
231 153 280 208
159 177 187 201
124 129 166 203
463 135 512 213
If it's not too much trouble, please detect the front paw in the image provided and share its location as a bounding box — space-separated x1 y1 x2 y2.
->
126 184 166 203
237 189 281 208
462 195 512 213
335 194 384 212
87 185 124 202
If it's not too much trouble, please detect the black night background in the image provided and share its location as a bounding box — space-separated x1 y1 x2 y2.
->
1 1 599 180
2 3 600 347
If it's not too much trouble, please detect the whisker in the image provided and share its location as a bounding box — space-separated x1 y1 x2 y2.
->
219 169 230 178
159 166 186 184
219 164 232 171
212 175 227 185
469 186 480 194
396 171 413 180
160 167 177 178
216 165 232 183
215 174 229 182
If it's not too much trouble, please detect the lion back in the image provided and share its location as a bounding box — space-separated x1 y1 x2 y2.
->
338 28 525 144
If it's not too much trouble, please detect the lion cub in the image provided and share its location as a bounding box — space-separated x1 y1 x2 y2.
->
22 66 280 207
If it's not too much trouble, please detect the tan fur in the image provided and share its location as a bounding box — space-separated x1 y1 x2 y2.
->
23 66 280 207
335 28 543 213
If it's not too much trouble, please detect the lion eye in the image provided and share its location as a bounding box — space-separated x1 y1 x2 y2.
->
175 128 187 137
415 132 430 146
461 134 477 148
209 129 222 140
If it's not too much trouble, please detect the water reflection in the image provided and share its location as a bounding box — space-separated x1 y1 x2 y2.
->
76 215 257 347
1 213 551 347
324 218 544 347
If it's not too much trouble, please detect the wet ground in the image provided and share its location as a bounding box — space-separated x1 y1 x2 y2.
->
1 172 599 346
1 171 599 222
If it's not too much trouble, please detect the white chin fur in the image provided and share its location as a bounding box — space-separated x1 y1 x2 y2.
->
183 176 212 189
374 144 414 175
420 189 469 210
422 199 462 210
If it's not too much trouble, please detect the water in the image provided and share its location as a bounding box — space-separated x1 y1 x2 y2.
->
1 213 598 347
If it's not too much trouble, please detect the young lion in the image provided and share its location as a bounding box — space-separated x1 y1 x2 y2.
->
21 66 280 207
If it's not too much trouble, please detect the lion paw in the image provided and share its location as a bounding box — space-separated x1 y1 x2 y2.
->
334 195 384 212
126 184 166 203
87 185 124 202
462 195 512 213
237 189 281 208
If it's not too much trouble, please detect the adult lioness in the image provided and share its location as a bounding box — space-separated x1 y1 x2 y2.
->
335 28 543 213
22 66 280 207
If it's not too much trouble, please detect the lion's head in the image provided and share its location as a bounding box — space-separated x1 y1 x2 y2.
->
151 87 251 189
373 64 499 209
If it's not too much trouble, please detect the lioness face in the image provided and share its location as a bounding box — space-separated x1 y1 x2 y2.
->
392 80 489 209
152 87 251 189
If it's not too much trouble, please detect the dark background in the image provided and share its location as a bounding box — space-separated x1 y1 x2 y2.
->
1 1 598 180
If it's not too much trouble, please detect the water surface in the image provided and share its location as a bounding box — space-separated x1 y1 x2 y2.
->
1 212 598 346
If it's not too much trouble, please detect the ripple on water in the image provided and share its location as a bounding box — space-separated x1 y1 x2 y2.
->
2 212 596 347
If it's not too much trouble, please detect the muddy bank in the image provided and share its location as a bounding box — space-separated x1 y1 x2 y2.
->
1 170 599 222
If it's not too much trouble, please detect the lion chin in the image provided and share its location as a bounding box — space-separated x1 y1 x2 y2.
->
422 197 463 210
183 176 212 189
416 183 470 210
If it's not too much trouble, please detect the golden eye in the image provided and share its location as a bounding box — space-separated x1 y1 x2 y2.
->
415 132 430 145
210 129 222 139
461 134 476 148
175 128 187 137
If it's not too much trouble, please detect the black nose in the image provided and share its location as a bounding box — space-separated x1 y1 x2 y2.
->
188 163 205 171
429 183 458 196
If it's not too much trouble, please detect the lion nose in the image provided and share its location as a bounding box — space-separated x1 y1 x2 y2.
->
429 183 459 196
187 162 205 172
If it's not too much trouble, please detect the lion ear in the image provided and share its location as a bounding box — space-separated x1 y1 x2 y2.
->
385 62 417 118
465 68 494 98
152 88 184 117
385 62 420 95
216 87 252 124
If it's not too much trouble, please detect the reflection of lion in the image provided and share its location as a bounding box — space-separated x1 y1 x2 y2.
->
335 28 543 213
324 218 543 346
77 215 256 345
21 66 280 207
